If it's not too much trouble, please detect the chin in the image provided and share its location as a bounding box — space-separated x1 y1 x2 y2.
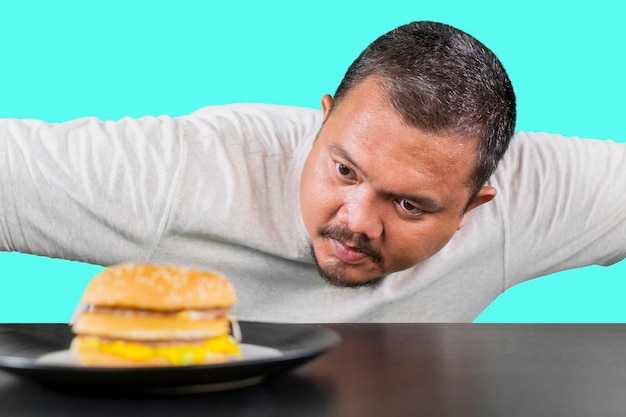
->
320 268 387 288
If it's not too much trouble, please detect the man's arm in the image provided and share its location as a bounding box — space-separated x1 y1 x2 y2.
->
492 132 626 288
0 114 184 266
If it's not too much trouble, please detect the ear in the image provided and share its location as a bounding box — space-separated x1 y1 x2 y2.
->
321 94 335 120
457 185 497 230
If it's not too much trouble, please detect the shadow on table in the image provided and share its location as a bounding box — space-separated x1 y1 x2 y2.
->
0 371 336 417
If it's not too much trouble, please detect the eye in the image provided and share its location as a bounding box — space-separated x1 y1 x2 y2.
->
397 199 424 216
335 162 355 179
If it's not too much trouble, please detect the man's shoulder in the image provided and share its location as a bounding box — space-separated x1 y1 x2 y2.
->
178 103 322 151
185 103 322 133
189 102 320 118
502 131 625 168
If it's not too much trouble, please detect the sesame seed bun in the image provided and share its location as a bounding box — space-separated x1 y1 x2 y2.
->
79 263 236 311
70 263 240 367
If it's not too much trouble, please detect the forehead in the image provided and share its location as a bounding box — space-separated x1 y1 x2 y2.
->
319 79 479 198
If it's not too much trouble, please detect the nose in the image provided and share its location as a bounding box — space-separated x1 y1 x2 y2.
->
336 187 384 239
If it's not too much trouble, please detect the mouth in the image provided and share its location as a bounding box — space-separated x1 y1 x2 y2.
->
330 238 371 265
309 227 387 288
316 224 384 270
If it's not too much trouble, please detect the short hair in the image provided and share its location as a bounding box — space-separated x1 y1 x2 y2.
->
334 21 517 197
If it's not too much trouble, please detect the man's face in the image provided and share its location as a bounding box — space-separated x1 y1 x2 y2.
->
300 77 495 287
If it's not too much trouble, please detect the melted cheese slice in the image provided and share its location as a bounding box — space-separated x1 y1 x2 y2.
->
77 335 241 366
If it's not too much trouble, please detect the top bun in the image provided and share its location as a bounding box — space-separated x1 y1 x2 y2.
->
80 263 236 310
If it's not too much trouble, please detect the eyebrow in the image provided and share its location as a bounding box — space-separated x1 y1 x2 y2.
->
330 143 368 176
328 143 443 212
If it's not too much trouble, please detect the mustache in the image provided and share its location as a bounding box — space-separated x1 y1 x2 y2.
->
318 224 384 267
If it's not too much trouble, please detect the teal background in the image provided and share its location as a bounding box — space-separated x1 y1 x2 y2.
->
0 1 624 322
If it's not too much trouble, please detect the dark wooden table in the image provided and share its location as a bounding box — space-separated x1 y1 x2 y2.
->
2 323 626 416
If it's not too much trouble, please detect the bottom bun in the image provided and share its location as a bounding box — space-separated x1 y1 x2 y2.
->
70 336 237 367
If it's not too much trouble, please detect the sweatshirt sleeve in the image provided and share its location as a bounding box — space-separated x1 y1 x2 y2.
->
0 114 184 266
492 132 626 288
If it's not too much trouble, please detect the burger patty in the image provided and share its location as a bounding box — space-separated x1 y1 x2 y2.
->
87 305 231 319
85 336 221 346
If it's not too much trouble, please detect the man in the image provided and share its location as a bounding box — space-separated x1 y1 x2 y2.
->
1 22 624 322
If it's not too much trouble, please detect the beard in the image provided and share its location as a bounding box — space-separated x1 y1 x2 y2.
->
309 224 387 288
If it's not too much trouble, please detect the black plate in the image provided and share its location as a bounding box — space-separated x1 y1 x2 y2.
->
0 322 340 393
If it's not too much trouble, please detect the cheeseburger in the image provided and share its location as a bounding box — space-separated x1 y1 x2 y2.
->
70 263 241 367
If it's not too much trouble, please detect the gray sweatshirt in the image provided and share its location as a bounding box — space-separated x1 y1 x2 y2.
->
1 104 625 322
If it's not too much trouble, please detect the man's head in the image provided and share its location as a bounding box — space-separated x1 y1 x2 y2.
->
300 21 516 287
334 21 516 197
